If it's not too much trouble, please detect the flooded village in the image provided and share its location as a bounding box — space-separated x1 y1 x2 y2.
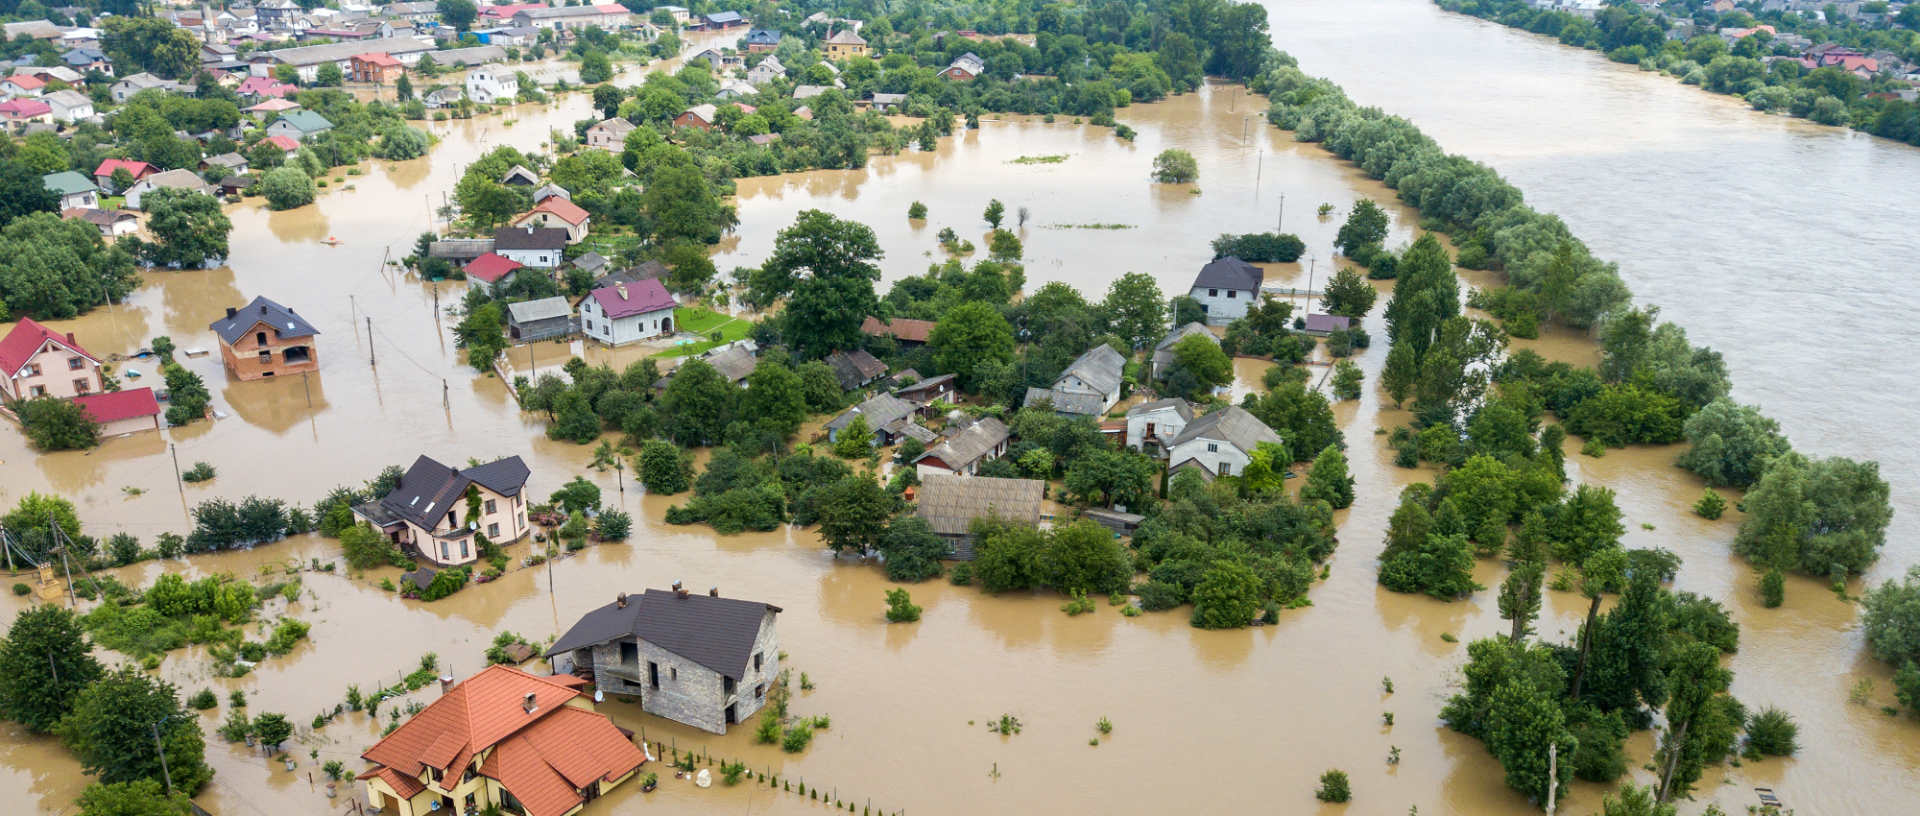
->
2 1 1919 816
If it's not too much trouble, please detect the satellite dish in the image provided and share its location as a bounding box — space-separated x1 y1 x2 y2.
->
594 689 604 703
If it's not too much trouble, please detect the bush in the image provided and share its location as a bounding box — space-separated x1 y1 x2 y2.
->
1210 232 1305 262
10 583 28 596
781 723 813 753
949 562 973 586
1694 488 1726 520
188 688 218 710
182 462 216 483
14 396 99 451
258 166 315 211
908 201 927 219
1760 569 1785 608
884 588 921 623
1151 149 1198 183
1743 706 1798 757
1315 769 1351 802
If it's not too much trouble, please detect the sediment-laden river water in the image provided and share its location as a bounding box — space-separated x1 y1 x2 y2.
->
1 11 1916 816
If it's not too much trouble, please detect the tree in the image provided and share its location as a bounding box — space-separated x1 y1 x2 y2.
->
0 213 140 321
128 189 230 269
0 606 104 733
814 475 893 554
797 361 842 412
314 62 344 88
928 301 1015 391
1569 547 1630 701
453 303 506 370
338 521 400 570
592 85 624 120
1379 531 1480 599
548 476 602 515
1043 520 1132 596
1330 359 1363 400
1652 642 1734 803
1171 296 1206 326
637 440 693 494
1383 234 1460 362
101 16 198 79
251 711 294 752
258 167 314 211
1170 333 1231 389
580 51 613 84
1299 445 1354 509
1595 783 1675 816
742 361 806 437
1484 677 1574 805
374 125 431 161
57 668 211 793
880 516 947 582
884 588 922 623
1380 342 1416 408
1314 769 1351 803
1320 267 1377 318
1733 453 1891 577
396 73 413 102
1335 199 1391 256
1862 566 1920 670
13 396 100 451
640 163 725 245
752 210 883 304
784 272 881 360
75 779 194 816
1103 271 1166 351
1150 149 1198 183
1063 449 1158 509
1190 560 1262 629
1498 559 1545 643
983 199 1005 228
658 359 734 446
1211 232 1305 263
0 162 59 226
439 0 477 32
1674 398 1791 488
832 415 874 458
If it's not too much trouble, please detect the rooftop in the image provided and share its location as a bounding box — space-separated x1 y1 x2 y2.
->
378 455 531 534
1169 405 1283 453
860 316 935 343
465 252 524 284
588 278 675 320
546 588 782 681
915 415 1010 469
1193 256 1264 292
209 296 319 346
1 318 97 376
73 387 160 423
914 472 1044 537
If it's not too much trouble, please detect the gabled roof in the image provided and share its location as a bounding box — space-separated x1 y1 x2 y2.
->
501 164 539 185
493 226 569 251
696 342 757 383
521 196 589 226
546 588 781 681
3 74 46 90
825 349 887 390
135 169 211 193
0 99 51 118
914 415 1010 470
209 296 318 345
895 373 955 399
742 28 780 45
825 391 917 433
588 260 667 292
1193 256 1263 291
1055 344 1125 397
1169 405 1282 453
860 316 935 343
1154 321 1214 353
1302 313 1352 333
95 158 153 178
464 252 523 284
378 455 531 533
42 171 98 196
507 296 571 324
73 387 160 423
352 51 402 67
588 278 675 320
1023 387 1104 416
262 134 301 151
914 473 1043 537
1127 397 1194 421
1 318 97 376
827 29 866 45
588 117 633 138
272 109 332 133
679 103 717 123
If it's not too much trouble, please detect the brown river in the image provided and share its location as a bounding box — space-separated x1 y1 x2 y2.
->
1 8 1915 815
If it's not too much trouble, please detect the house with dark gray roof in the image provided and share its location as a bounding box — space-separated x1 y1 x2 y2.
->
1024 343 1126 417
825 348 888 391
352 454 533 568
825 392 926 446
914 416 1011 477
492 225 568 268
1165 406 1284 479
1189 256 1264 326
209 296 320 380
913 473 1044 558
546 585 781 734
506 296 574 342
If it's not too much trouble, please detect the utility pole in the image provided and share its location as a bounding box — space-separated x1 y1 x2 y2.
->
152 720 174 794
302 372 312 407
433 282 440 322
442 379 449 409
1545 743 1557 816
1278 193 1285 233
1 523 10 574
367 317 376 367
170 443 184 494
55 543 75 608
1306 258 1316 318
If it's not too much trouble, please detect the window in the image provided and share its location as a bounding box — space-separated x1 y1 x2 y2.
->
1206 442 1218 453
73 379 91 395
460 539 469 559
1208 288 1218 297
1218 461 1231 476
753 652 763 672
756 683 766 700
487 522 499 538
440 542 449 560
670 666 677 681
723 676 735 696
24 363 40 377
256 331 267 346
258 350 272 364
1227 290 1236 299
67 356 83 370
485 499 497 514
647 658 658 687
29 385 46 397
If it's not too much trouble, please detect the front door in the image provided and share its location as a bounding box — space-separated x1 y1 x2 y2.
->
725 703 737 725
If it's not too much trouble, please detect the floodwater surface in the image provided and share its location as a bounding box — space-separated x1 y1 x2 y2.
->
1 12 1917 816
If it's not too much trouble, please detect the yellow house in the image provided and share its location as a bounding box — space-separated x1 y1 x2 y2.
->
353 455 532 568
825 29 867 59
509 196 592 243
360 665 648 816
1 317 104 400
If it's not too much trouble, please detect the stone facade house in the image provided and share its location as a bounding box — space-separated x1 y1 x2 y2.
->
547 585 782 735
914 473 1044 558
209 296 320 381
1126 398 1194 457
357 665 645 816
914 416 1011 477
581 279 676 347
0 318 104 400
353 455 533 568
1188 256 1264 326
1165 406 1283 479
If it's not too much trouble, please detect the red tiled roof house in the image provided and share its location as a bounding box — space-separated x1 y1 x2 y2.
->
94 159 156 194
0 318 104 400
357 665 646 816
464 252 525 297
509 197 591 243
73 387 162 437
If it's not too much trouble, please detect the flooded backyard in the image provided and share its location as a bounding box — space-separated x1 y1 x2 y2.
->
2 12 1918 816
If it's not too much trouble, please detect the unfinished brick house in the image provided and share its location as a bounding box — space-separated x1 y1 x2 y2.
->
208 296 319 381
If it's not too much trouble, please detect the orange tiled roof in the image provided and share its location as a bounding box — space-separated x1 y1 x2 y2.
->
524 196 590 226
357 764 427 799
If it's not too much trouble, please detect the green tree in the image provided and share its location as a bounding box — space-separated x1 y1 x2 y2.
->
637 440 693 494
757 211 882 358
338 521 399 571
374 125 431 161
884 588 921 623
257 167 314 211
395 73 413 102
101 16 199 79
1653 642 1734 803
1330 359 1363 400
928 301 1015 391
1673 398 1791 488
983 199 1005 228
742 361 807 436
796 361 843 412
832 415 874 458
1298 445 1354 509
1383 234 1461 362
879 516 947 582
75 779 194 816
1063 448 1158 509
128 189 230 269
0 606 105 733
250 711 292 751
453 302 506 370
13 396 101 451
1861 566 1920 670
1484 678 1574 805
1379 531 1480 599
1320 267 1377 318
1334 199 1390 256
580 50 613 84
0 163 60 226
1568 548 1630 701
439 0 478 31
1190 560 1261 629
314 62 343 88
1170 333 1231 389
1043 519 1132 596
814 475 894 554
1595 783 1675 816
1103 271 1166 351
1733 453 1891 577
1498 559 1545 643
57 668 211 793
972 517 1044 593
0 213 140 321
658 359 735 445
1150 149 1198 183
1380 342 1416 408
454 173 528 230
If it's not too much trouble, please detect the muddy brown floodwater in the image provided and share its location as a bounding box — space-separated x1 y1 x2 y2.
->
2 21 1916 816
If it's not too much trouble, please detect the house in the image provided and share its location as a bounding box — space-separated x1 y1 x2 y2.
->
357 664 646 816
700 10 745 29
465 65 518 104
18 65 84 84
894 373 957 405
41 88 93 122
492 226 567 268
569 251 608 278
825 392 926 446
0 318 104 400
1189 256 1264 326
715 79 757 100
510 4 631 31
350 52 404 82
1165 406 1283 479
748 133 780 147
653 340 758 388
791 84 835 99
201 152 250 176
913 473 1043 558
73 387 163 437
859 316 934 347
427 238 494 267
687 49 726 72
267 110 333 140
463 252 524 296
868 92 906 110
742 28 781 52
532 183 570 204
238 77 298 100
59 48 111 73
585 117 633 150
914 416 1012 477
109 72 173 103
939 52 984 80
0 99 51 125
260 134 302 158
825 29 867 59
200 43 238 64
62 207 139 239
354 455 533 566
825 349 888 391
209 296 320 381
1125 398 1194 457
500 164 539 186
1150 322 1215 379
423 86 465 108
547 585 780 735
1028 344 1126 416
42 171 100 211
506 296 573 342
383 1 440 23
581 279 677 347
2 20 64 41
655 5 691 23
215 176 253 196
510 196 591 243
258 38 437 83
674 103 719 130
0 74 45 97
1300 313 1352 337
582 260 668 301
125 170 215 210
478 2 547 24
745 55 784 86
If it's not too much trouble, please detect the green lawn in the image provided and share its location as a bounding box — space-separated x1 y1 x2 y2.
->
652 307 752 358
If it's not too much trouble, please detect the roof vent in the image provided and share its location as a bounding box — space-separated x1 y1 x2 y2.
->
616 283 628 300
259 304 268 314
521 692 537 714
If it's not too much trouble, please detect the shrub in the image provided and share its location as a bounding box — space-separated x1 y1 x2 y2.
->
1210 232 1305 263
258 166 315 210
781 723 813 753
1060 590 1095 615
1151 149 1198 183
884 588 921 623
182 462 217 483
188 688 218 710
907 201 927 219
1694 488 1726 520
1315 769 1351 802
12 583 30 596
949 563 973 586
1760 569 1785 608
1744 707 1799 757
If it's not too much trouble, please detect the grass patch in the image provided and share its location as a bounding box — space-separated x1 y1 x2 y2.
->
1009 154 1069 164
1043 223 1135 230
651 307 753 358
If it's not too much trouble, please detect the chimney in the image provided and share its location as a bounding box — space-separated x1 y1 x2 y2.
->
671 580 682 592
259 304 268 315
225 306 237 319
521 692 537 713
616 283 628 300
66 332 77 345
708 587 718 597
393 474 402 488
616 592 628 608
525 225 534 234
673 581 688 599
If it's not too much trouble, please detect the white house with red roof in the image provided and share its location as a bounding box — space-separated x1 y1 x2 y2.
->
581 279 676 347
357 664 646 816
463 252 525 297
260 134 302 158
1 318 105 400
73 388 162 437
94 159 155 193
510 197 591 243
0 73 47 97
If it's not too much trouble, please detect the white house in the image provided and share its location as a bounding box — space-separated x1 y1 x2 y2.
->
581 279 677 347
465 65 517 104
491 225 567 269
1024 344 1125 416
746 55 784 86
42 171 100 211
1125 398 1194 457
1188 256 1264 326
109 72 174 103
124 169 214 211
585 117 634 150
1165 406 1284 480
41 89 94 122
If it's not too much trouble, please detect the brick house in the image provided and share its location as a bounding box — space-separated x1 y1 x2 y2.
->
674 104 718 131
350 52 404 83
0 318 104 400
547 585 781 735
352 455 533 568
208 296 320 381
